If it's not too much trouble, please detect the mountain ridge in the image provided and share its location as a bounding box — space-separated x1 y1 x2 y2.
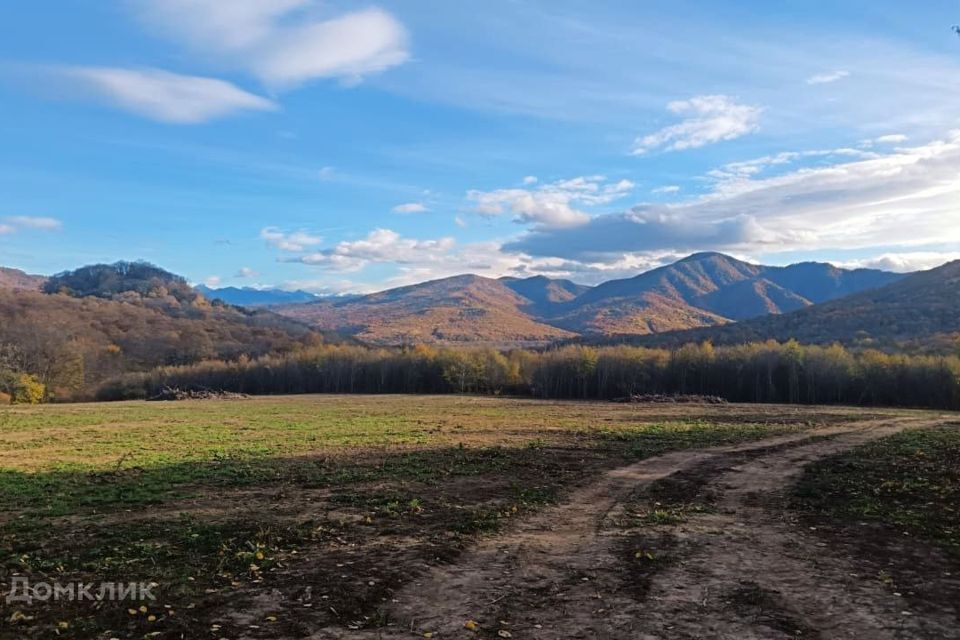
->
625 260 960 352
195 285 319 307
276 253 904 344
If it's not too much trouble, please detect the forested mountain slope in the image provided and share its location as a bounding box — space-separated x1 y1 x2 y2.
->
626 260 960 352
0 262 319 398
277 253 902 343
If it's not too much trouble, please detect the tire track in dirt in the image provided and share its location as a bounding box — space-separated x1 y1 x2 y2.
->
625 415 958 640
308 416 950 639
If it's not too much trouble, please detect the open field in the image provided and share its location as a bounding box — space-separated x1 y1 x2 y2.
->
0 396 957 639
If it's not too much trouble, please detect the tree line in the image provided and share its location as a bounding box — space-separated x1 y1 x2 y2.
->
94 340 960 410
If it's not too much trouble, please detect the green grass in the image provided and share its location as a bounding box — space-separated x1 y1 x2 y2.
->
792 423 960 555
0 396 824 518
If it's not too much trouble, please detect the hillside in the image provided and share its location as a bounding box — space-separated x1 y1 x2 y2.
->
277 253 902 344
0 262 320 398
195 285 319 307
277 274 577 345
627 260 960 351
0 267 46 291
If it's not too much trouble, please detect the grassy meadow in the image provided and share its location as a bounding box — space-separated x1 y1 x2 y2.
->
0 396 892 638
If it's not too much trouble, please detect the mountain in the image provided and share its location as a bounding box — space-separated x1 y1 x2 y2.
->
546 253 902 335
276 253 903 345
195 285 318 307
0 262 320 398
0 267 46 291
629 260 960 352
276 274 578 345
498 275 591 316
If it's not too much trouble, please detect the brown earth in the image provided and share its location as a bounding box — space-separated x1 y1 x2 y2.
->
294 415 959 639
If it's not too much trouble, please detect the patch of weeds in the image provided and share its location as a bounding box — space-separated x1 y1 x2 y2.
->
448 507 507 535
791 424 960 556
599 420 808 460
616 532 679 600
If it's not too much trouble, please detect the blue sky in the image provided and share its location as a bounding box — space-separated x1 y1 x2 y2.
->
2 1 960 292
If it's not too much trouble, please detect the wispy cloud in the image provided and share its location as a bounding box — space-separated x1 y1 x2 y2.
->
62 67 276 123
134 1 409 88
507 131 960 264
392 202 429 214
806 70 850 85
260 227 323 252
4 215 62 231
294 229 456 272
873 134 908 144
835 252 960 273
652 185 681 195
705 147 877 183
0 215 63 234
467 176 634 229
235 267 258 278
632 95 762 155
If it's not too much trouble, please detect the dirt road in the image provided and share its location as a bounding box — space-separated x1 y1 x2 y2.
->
305 415 958 639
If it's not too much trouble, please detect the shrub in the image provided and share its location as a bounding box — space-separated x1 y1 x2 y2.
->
0 372 46 404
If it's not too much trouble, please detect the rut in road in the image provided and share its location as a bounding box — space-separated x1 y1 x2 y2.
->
312 416 953 640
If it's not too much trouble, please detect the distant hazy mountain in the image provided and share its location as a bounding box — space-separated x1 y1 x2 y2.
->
0 267 46 291
276 253 904 345
630 260 960 351
195 285 319 307
499 275 592 316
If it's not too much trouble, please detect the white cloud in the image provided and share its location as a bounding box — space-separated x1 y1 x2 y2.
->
506 130 960 263
294 228 456 272
235 267 258 278
874 134 909 144
317 166 336 180
632 95 762 155
806 70 850 85
454 216 468 228
706 147 878 184
260 227 323 252
523 176 538 185
0 215 63 235
392 202 429 214
204 275 222 287
4 216 62 231
467 175 634 229
135 2 408 88
835 252 960 273
64 67 276 123
652 185 681 195
252 9 409 88
682 132 960 254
